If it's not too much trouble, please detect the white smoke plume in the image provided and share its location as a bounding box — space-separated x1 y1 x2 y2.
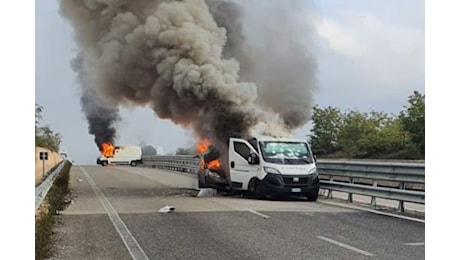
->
59 0 317 150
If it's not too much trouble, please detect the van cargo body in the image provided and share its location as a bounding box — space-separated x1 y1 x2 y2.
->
198 135 320 201
96 145 142 167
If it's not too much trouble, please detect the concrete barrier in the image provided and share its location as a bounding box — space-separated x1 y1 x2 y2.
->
35 147 63 186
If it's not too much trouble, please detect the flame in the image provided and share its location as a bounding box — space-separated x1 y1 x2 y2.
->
196 138 211 154
196 138 222 170
208 159 221 169
101 142 115 157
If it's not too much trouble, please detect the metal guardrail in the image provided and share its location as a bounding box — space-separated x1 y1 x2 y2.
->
317 160 424 212
35 160 67 211
141 156 425 212
142 155 199 173
316 160 425 183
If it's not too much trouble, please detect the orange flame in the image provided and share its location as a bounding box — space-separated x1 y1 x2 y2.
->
196 138 222 170
101 142 115 157
208 159 221 169
196 138 211 154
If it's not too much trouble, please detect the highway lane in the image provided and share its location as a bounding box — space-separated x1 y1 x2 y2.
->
51 165 425 260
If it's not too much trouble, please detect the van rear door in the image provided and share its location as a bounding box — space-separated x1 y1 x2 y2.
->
229 138 260 190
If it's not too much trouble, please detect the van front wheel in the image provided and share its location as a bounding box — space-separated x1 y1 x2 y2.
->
249 179 265 200
306 191 319 202
130 161 137 167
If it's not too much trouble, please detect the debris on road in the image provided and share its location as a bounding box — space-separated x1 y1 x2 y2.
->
158 205 175 213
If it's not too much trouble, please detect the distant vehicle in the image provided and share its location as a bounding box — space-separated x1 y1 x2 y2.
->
198 135 320 201
97 145 142 167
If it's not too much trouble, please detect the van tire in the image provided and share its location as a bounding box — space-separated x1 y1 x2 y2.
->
249 179 265 200
130 161 137 167
306 191 319 202
255 183 266 200
101 161 108 166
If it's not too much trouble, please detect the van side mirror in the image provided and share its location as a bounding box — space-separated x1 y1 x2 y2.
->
247 153 260 165
313 154 317 163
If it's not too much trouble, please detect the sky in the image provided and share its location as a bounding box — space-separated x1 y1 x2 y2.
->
35 0 424 165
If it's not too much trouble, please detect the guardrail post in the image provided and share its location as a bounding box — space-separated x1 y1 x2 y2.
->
347 177 353 203
370 180 377 208
327 175 333 199
398 182 405 213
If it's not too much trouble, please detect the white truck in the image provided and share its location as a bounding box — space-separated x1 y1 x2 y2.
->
96 145 143 167
198 135 320 201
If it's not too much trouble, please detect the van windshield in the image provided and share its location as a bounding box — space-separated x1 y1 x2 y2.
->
259 141 314 165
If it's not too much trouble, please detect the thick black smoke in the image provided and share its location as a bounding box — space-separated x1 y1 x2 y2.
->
81 91 120 150
71 54 120 150
59 0 317 152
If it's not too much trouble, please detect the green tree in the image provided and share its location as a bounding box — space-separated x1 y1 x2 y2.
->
360 111 406 157
36 125 62 152
336 110 371 158
35 103 62 152
336 110 406 158
308 105 343 155
375 116 407 155
399 91 425 156
141 145 157 155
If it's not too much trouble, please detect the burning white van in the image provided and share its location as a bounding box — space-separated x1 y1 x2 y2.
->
96 143 142 167
197 135 320 201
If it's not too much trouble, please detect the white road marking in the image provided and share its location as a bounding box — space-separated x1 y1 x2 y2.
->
80 167 150 260
319 200 425 223
317 236 374 257
245 208 270 219
405 242 425 246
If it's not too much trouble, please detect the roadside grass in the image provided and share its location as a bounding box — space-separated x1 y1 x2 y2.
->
35 161 72 260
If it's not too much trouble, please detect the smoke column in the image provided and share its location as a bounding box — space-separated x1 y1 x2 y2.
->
71 54 121 150
59 0 317 150
207 0 318 129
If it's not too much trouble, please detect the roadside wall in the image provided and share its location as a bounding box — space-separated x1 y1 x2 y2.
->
35 147 63 186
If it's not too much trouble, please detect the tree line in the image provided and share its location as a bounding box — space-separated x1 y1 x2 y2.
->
35 103 62 152
308 91 425 159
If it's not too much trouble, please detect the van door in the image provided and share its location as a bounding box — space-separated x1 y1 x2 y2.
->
229 138 261 190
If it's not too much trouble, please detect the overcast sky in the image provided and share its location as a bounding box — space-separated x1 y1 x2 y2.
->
35 0 424 165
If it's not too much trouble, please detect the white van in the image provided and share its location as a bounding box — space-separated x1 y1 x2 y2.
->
97 145 142 167
198 135 320 201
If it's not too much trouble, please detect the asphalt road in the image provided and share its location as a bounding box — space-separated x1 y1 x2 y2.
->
50 165 425 260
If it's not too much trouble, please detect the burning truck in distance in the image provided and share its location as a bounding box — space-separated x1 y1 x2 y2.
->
96 142 143 167
196 135 320 201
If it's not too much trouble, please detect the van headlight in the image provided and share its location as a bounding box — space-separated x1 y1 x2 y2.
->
264 167 281 174
308 168 318 175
